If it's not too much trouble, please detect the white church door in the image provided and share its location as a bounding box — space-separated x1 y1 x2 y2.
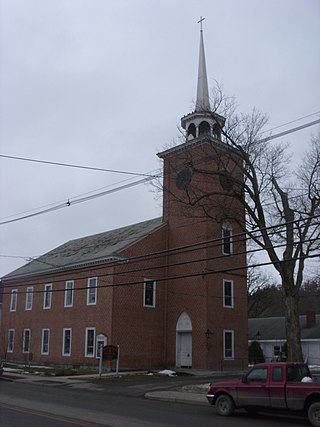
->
176 312 192 368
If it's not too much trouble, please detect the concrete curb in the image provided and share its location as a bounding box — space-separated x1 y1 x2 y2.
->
145 390 208 406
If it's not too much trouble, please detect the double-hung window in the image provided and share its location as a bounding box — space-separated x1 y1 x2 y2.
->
10 289 18 311
85 327 95 357
87 277 97 305
25 287 33 310
23 329 31 353
223 280 234 308
224 330 234 359
144 279 156 308
62 328 72 356
64 280 74 307
43 284 52 309
41 329 50 355
7 329 15 352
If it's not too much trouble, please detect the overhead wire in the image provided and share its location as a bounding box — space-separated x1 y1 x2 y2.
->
261 111 320 134
1 251 319 297
258 119 320 143
2 213 319 276
1 115 319 225
0 175 158 225
2 216 319 293
0 153 158 178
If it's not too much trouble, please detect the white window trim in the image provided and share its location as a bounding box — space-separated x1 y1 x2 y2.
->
143 279 156 308
23 328 31 353
43 284 52 309
87 277 97 306
85 327 96 358
223 279 234 308
96 335 107 359
41 328 50 355
224 329 234 360
62 328 72 357
64 280 74 308
222 224 233 255
7 329 15 352
10 289 18 312
25 287 33 311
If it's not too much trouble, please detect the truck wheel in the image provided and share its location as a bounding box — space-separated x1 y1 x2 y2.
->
308 402 320 427
215 394 235 416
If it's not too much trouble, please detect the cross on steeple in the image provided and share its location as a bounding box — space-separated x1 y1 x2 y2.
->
198 16 205 32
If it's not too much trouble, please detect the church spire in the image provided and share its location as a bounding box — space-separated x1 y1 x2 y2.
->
195 17 210 112
180 17 225 141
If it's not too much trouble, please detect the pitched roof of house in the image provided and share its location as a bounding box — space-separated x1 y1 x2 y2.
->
2 217 164 282
248 315 320 341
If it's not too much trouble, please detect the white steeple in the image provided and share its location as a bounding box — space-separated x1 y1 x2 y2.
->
195 22 210 112
180 18 225 141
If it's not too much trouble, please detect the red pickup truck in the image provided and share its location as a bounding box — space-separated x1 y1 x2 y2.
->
206 362 320 426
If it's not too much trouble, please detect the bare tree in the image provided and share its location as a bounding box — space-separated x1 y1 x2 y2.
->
247 254 274 316
166 86 320 361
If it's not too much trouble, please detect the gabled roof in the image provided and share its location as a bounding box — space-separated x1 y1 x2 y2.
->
248 315 320 341
2 217 164 282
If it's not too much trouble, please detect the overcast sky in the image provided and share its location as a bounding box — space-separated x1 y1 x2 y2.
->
1 0 319 279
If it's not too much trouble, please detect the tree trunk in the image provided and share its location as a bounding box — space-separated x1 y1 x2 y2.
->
283 294 303 362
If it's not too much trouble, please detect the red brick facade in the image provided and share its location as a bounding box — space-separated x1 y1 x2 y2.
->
1 136 248 370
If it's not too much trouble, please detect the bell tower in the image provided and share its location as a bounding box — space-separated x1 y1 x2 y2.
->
158 19 248 370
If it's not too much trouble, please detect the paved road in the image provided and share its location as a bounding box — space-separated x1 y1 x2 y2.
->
0 374 310 427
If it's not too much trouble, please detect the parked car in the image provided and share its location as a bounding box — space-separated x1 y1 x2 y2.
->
0 361 3 376
207 362 320 426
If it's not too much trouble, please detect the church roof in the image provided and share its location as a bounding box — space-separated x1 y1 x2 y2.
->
2 217 164 282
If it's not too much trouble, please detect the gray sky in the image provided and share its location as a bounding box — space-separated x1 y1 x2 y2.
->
1 0 320 278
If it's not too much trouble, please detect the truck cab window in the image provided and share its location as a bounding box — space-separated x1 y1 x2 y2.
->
272 366 283 381
247 367 268 383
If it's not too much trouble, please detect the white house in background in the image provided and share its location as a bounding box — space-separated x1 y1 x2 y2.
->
248 312 320 365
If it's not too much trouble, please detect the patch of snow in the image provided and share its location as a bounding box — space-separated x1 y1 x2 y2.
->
158 369 177 377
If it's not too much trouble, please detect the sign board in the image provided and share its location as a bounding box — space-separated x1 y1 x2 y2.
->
103 345 118 361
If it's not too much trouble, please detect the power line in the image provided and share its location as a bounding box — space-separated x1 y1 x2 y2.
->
2 216 319 291
2 252 319 296
2 213 319 271
0 176 156 225
2 213 318 271
0 153 158 178
258 119 320 143
1 114 319 174
261 111 320 134
1 117 319 226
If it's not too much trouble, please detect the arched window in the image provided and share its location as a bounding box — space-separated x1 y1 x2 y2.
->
212 123 221 139
222 223 233 255
199 121 210 136
187 123 196 139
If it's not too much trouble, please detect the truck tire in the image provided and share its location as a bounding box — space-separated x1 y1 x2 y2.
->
308 402 320 427
215 394 235 416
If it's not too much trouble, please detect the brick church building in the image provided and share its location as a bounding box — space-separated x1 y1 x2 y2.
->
1 28 248 370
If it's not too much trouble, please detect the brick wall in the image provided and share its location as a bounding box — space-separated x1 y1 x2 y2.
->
1 138 248 370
